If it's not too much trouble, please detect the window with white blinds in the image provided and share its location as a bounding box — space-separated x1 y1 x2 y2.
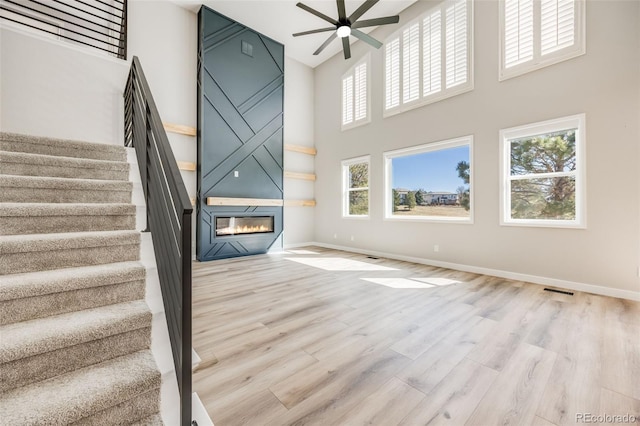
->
500 0 584 80
402 23 420 103
423 11 441 97
384 0 473 117
342 55 370 130
385 39 400 110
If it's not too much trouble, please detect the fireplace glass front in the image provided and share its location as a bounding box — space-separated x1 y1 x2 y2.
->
215 216 275 237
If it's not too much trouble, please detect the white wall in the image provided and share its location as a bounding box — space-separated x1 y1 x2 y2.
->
313 0 640 298
0 26 128 144
284 56 316 245
127 0 198 204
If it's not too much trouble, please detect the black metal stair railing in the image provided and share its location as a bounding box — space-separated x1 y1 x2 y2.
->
0 0 127 59
124 56 195 426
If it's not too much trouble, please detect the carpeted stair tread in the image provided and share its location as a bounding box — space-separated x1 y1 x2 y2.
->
0 300 151 363
0 350 160 425
0 202 135 217
0 174 132 191
0 150 128 174
131 413 164 425
0 327 151 392
0 132 126 162
0 229 140 254
0 261 145 301
0 203 137 235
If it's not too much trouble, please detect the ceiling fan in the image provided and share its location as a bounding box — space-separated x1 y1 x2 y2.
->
292 0 400 60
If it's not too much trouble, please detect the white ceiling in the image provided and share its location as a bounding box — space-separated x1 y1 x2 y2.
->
172 0 417 68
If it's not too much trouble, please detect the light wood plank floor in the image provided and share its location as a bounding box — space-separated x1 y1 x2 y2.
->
192 246 640 426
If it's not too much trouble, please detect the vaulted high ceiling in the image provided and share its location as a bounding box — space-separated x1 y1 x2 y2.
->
173 0 418 67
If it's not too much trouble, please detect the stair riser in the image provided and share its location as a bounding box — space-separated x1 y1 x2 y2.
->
0 214 136 235
1 162 129 181
0 280 145 326
0 244 140 274
1 187 131 204
0 140 126 162
0 327 151 392
73 388 161 426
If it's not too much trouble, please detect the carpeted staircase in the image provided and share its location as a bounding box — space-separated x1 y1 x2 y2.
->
0 132 163 424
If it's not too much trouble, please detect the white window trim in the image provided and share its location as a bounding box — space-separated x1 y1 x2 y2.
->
383 0 474 118
341 54 371 131
498 0 586 81
499 113 586 228
342 155 371 219
383 136 474 223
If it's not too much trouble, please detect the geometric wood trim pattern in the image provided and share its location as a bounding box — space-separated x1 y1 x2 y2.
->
284 144 317 156
197 6 284 261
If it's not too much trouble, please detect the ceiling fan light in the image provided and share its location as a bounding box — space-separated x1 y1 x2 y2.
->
336 25 351 38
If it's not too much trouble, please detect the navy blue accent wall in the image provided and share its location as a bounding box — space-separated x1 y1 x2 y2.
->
197 6 284 261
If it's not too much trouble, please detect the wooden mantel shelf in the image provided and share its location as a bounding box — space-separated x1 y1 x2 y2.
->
284 171 316 181
207 197 284 207
205 197 316 207
284 144 317 156
163 122 196 137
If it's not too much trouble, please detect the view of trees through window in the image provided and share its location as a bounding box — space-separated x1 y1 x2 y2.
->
509 129 577 220
388 142 471 219
347 162 369 216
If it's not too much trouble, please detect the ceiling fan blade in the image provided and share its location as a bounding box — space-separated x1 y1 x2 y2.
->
342 36 351 60
337 0 347 21
296 2 339 25
314 32 338 55
351 29 382 49
348 0 379 22
293 27 337 37
352 16 399 29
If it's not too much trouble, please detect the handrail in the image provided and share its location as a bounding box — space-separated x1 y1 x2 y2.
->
124 56 194 426
0 0 128 59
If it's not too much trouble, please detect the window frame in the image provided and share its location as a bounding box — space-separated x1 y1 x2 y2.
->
499 113 586 228
342 155 371 219
341 54 371 131
498 0 586 81
383 0 474 118
383 135 474 223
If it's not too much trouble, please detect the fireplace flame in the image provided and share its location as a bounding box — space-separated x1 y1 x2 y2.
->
217 224 271 236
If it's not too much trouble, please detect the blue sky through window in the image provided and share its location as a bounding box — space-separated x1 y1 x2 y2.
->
392 145 469 192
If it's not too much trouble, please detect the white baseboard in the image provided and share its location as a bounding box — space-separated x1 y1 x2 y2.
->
193 392 214 426
306 241 640 302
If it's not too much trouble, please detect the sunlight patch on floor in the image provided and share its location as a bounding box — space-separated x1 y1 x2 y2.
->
285 249 320 255
361 277 437 289
285 257 398 271
412 277 461 286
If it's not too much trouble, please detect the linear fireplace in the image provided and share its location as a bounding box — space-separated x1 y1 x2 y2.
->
215 216 274 237
198 206 283 261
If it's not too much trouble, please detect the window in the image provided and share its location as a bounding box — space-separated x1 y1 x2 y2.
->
384 0 473 116
500 114 586 227
342 156 370 218
342 55 370 130
499 0 585 80
384 136 473 222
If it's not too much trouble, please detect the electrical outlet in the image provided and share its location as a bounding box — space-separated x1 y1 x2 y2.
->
234 171 239 177
350 235 355 241
333 233 338 239
433 245 439 252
